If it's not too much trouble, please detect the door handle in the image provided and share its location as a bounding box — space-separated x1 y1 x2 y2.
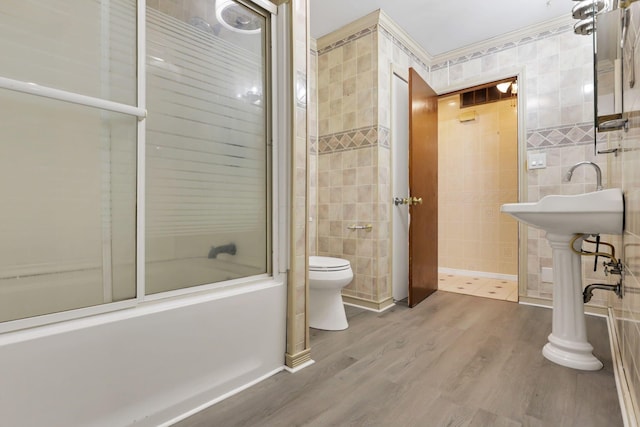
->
394 196 423 206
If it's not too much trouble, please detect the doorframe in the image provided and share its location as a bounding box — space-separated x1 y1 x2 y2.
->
435 66 528 297
390 64 410 302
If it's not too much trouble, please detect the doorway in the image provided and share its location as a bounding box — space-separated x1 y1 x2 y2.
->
437 80 519 302
391 76 520 304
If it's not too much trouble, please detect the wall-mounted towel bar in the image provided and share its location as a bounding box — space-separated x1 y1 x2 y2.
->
347 224 373 231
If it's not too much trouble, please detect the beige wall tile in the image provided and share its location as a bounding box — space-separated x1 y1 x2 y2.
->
316 26 384 305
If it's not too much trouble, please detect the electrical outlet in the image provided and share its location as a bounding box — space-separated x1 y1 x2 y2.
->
541 267 553 283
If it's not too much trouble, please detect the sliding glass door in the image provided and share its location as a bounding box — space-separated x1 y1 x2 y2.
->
145 1 271 294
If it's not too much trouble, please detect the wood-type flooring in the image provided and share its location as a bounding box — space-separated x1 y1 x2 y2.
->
176 291 623 427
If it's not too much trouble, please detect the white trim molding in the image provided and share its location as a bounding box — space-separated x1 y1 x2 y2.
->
316 9 379 51
378 10 432 65
608 308 640 427
430 15 574 65
342 295 395 312
316 11 573 71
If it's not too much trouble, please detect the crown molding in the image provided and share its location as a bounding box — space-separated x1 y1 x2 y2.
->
377 9 433 66
314 11 575 65
310 37 317 52
316 9 380 50
314 8 433 66
431 14 575 64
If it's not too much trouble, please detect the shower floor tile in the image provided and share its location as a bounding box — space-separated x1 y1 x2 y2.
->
438 273 518 302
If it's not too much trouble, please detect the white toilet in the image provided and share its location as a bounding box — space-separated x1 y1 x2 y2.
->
309 256 353 331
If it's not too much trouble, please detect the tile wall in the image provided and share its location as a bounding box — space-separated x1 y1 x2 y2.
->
316 26 386 304
376 23 430 131
315 15 432 307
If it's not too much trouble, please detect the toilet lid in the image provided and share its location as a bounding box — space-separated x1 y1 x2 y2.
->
309 256 350 271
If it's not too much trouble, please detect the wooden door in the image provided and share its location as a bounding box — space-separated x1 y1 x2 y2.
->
408 68 438 307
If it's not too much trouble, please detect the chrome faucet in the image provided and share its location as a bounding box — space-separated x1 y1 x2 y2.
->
565 161 603 191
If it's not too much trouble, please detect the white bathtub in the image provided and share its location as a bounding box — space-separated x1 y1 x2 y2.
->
0 278 287 426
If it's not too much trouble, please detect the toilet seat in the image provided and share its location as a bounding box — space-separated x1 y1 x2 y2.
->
309 256 350 272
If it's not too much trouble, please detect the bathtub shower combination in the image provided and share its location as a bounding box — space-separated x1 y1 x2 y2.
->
0 2 286 426
0 3 270 321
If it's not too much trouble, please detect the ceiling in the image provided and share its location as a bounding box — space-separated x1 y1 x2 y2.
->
309 0 574 57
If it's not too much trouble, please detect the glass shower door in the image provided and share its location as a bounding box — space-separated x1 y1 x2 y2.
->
145 0 271 294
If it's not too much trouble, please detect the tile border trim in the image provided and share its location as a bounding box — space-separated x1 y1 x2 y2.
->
318 125 390 154
527 122 604 149
317 25 377 56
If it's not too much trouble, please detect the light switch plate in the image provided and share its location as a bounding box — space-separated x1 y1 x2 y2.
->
527 152 547 170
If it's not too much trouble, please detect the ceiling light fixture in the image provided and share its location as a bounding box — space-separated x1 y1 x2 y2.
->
496 82 511 93
216 0 262 34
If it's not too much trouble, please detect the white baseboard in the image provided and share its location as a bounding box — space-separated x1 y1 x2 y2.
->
608 308 639 427
519 296 608 317
438 267 517 282
343 301 395 313
517 298 552 309
341 295 395 312
284 359 315 373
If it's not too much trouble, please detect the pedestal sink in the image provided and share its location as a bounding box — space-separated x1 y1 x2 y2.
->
501 188 623 370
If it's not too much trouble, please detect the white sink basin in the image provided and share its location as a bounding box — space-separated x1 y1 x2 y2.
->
501 187 624 371
500 188 623 235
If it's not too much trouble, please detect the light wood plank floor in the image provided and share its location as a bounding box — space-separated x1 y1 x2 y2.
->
176 292 622 427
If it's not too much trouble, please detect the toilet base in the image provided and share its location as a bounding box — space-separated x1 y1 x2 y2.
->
309 288 348 331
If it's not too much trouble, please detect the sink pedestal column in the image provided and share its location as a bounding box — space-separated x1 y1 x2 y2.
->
542 233 602 371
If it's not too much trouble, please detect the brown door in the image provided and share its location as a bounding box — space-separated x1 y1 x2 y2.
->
408 68 438 308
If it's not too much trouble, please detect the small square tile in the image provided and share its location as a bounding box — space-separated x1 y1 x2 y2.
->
438 273 518 302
